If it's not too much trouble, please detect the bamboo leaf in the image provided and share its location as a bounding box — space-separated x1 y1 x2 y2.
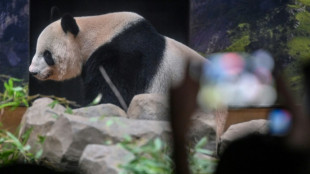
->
65 106 73 114
195 137 207 149
21 128 33 145
90 93 102 106
12 87 23 92
48 100 59 109
35 149 43 159
6 132 23 150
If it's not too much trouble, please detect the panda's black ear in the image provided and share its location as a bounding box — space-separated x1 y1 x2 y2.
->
61 13 79 37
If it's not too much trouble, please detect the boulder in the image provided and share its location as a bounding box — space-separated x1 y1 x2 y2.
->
19 97 65 151
79 144 134 174
41 114 170 170
19 97 218 172
73 104 127 118
19 99 171 171
218 119 269 155
127 94 169 120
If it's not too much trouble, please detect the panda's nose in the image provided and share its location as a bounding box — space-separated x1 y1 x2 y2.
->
30 71 38 76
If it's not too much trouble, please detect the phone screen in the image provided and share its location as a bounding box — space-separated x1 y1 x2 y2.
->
197 50 277 110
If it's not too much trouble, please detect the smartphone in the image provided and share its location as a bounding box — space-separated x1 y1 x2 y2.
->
197 50 277 110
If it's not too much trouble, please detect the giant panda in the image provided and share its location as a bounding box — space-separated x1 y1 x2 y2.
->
29 12 205 107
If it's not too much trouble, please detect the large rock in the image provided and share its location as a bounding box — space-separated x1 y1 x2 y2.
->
73 104 127 118
127 94 217 151
79 144 134 174
19 98 65 151
19 98 171 171
127 94 169 120
41 114 170 170
218 119 269 155
19 97 218 172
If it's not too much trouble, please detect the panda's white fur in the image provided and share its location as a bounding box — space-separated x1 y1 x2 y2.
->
29 12 205 106
30 12 143 81
148 37 205 93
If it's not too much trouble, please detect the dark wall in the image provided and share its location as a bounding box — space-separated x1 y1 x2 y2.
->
0 0 29 92
29 0 189 106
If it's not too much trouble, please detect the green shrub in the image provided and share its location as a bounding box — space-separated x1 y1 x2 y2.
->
119 136 217 174
0 128 45 165
0 76 29 109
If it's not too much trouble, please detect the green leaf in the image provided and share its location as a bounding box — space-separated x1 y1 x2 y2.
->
52 114 59 119
105 140 113 145
10 77 22 82
99 115 106 120
12 87 23 92
89 117 99 122
195 137 207 149
37 135 46 144
35 149 43 159
90 93 102 106
0 137 5 143
195 149 214 156
123 135 132 142
106 119 114 127
21 128 33 145
65 106 73 114
48 100 59 109
8 79 13 88
0 102 17 109
22 98 29 107
0 149 15 159
6 132 23 150
23 144 31 151
154 138 162 151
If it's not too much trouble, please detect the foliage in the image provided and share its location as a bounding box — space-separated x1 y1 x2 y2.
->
0 75 30 109
119 136 173 174
47 93 103 115
288 37 310 60
296 11 310 35
224 35 250 52
119 136 217 174
189 137 217 174
298 0 310 6
0 128 45 166
47 97 78 114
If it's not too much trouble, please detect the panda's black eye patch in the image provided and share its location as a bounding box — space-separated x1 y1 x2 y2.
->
43 50 55 66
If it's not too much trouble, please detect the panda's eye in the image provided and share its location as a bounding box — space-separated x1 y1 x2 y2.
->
43 50 55 66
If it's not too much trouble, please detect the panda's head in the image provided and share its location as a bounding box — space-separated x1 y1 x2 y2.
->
29 14 83 81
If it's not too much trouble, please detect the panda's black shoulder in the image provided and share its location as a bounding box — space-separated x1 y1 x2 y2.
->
81 17 166 106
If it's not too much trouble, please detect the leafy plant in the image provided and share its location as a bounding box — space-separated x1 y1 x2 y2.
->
47 97 80 115
0 128 45 165
0 76 30 109
119 136 173 174
119 136 217 174
189 137 217 174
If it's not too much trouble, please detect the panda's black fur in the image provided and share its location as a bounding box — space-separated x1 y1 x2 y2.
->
81 20 165 106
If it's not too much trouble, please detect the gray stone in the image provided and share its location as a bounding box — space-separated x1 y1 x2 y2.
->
40 114 170 170
218 119 269 155
73 104 127 118
127 94 169 120
20 97 171 171
79 144 134 174
20 97 220 172
19 97 65 152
